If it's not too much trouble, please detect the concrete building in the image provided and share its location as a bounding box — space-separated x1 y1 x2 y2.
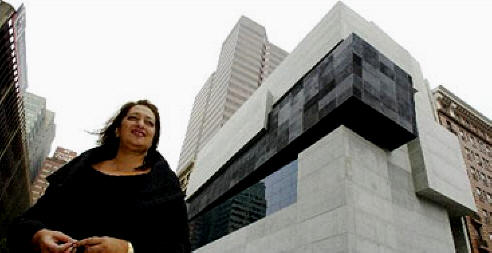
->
31 147 77 204
0 1 30 240
24 92 56 182
185 2 477 253
177 16 288 191
434 85 492 253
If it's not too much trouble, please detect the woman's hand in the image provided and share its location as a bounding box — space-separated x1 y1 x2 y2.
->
75 236 128 253
32 228 77 253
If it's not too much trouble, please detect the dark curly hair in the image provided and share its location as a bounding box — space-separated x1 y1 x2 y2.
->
93 100 161 170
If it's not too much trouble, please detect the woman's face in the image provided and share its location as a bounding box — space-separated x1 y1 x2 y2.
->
116 104 156 152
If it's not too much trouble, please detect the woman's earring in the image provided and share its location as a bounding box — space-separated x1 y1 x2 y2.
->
115 129 120 138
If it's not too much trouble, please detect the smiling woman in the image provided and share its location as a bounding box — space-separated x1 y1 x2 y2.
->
93 103 159 175
7 100 191 253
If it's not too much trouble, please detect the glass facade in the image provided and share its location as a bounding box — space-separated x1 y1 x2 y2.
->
190 159 298 250
264 160 298 215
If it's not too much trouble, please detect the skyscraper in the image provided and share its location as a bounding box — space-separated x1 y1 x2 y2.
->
31 147 77 204
13 4 27 91
433 85 491 253
0 0 30 240
24 92 56 182
185 2 476 252
177 74 214 190
177 16 288 191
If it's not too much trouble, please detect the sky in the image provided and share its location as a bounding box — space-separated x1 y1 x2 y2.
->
5 0 492 172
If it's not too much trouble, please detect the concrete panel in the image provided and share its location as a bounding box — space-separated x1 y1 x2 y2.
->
186 88 273 197
193 125 457 253
244 226 297 253
297 129 346 180
408 121 477 216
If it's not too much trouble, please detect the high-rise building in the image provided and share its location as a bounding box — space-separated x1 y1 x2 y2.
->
24 92 56 182
0 1 30 240
31 147 77 204
13 3 27 91
177 16 288 191
177 74 214 191
185 2 477 252
433 85 491 253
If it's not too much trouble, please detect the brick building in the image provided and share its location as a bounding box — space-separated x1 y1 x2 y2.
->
31 147 77 204
434 85 492 253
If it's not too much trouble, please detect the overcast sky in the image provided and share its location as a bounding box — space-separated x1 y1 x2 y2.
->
5 0 492 171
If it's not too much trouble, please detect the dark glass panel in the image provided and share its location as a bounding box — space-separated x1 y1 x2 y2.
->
190 160 298 250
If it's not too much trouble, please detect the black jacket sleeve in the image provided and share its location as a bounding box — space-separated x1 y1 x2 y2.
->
7 178 65 252
6 155 81 252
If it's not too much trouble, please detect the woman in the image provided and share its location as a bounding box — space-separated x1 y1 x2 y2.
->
8 100 190 253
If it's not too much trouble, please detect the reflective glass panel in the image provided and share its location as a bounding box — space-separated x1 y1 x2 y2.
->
190 159 298 250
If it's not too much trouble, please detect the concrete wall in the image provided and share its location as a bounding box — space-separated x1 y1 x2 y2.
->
195 126 456 252
186 88 273 196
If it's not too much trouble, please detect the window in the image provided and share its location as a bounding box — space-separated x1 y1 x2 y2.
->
263 160 298 215
459 129 466 141
446 120 456 135
466 148 472 160
189 160 298 250
480 172 486 181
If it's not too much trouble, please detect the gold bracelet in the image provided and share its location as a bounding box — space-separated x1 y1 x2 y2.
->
128 241 134 253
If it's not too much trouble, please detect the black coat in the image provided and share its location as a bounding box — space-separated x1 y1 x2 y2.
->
8 147 191 253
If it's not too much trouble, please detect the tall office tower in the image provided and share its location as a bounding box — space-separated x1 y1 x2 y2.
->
24 92 56 182
185 2 477 252
178 74 214 190
433 85 492 253
31 147 77 204
0 1 30 240
13 3 27 91
177 16 288 191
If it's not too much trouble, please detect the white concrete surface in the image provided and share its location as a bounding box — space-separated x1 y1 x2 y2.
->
195 126 457 252
186 88 273 197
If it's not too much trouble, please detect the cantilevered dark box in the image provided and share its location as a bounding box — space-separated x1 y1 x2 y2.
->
295 33 417 151
187 33 418 220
